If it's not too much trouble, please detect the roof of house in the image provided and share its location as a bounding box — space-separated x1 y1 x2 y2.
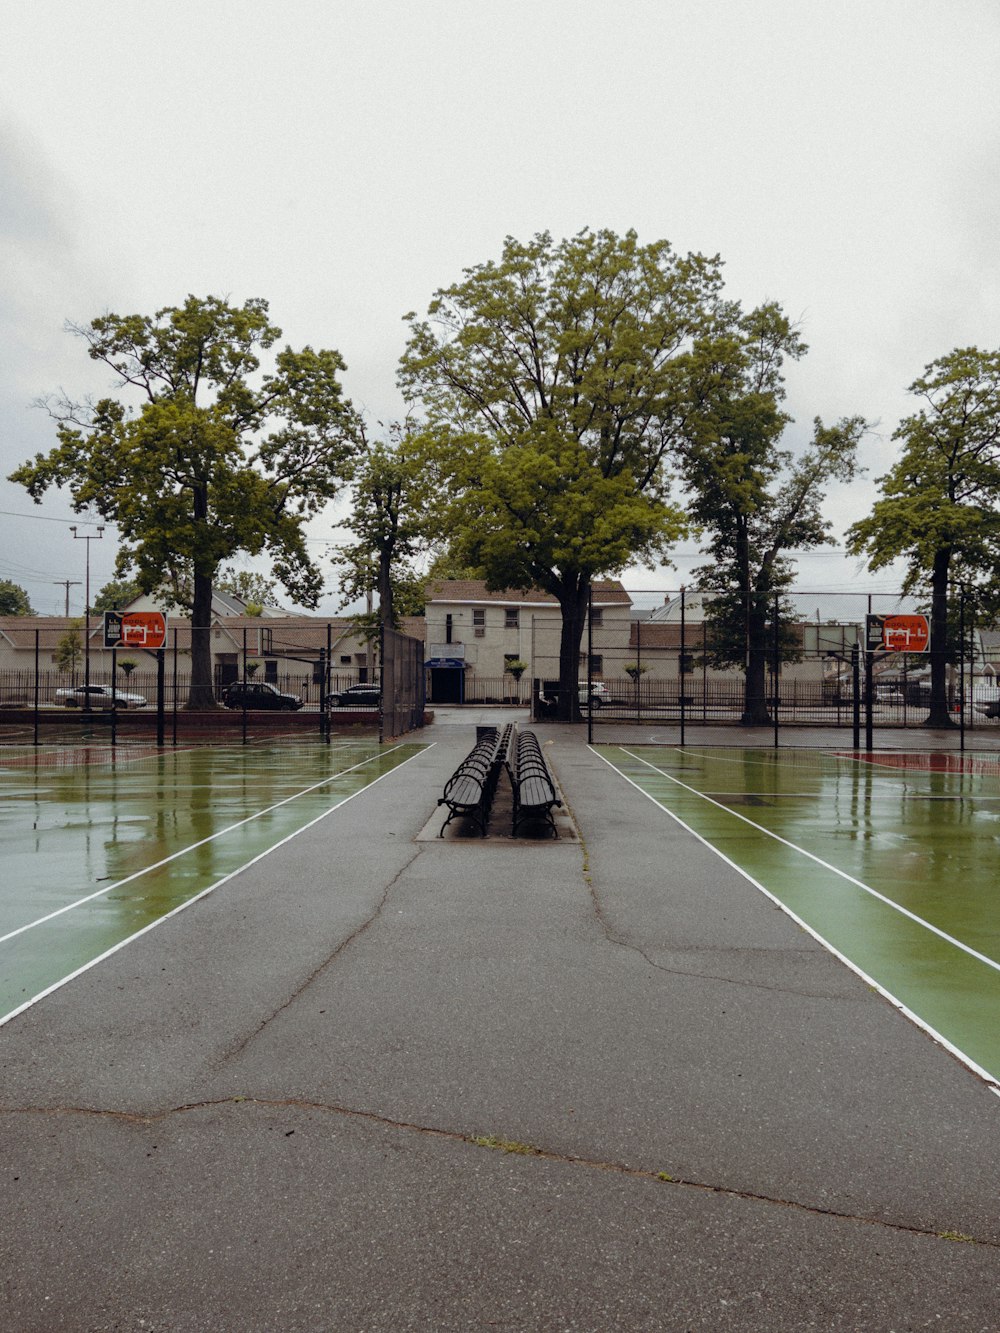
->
113 587 299 619
0 616 106 650
629 622 685 649
0 614 428 654
425 579 631 607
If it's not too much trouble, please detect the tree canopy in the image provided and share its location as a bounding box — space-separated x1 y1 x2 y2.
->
331 421 441 633
10 295 360 706
54 620 83 672
217 567 280 614
847 347 1000 725
399 228 720 716
678 302 866 722
0 580 35 616
91 578 142 614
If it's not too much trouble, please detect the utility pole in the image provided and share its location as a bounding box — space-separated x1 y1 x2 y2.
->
53 580 82 616
70 524 104 704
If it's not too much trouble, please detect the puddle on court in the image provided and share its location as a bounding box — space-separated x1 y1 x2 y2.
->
596 744 1000 1085
0 740 428 1021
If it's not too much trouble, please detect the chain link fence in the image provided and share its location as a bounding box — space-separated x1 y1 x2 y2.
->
380 625 426 741
0 620 426 746
579 588 1000 747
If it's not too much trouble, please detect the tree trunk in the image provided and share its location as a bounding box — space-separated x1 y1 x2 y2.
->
742 600 772 725
924 547 954 728
188 565 218 709
377 544 394 633
556 577 590 722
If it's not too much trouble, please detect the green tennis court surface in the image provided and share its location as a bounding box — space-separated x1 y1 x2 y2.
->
596 745 1000 1090
0 740 426 1024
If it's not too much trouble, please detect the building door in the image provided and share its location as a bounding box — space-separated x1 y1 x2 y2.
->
429 667 464 704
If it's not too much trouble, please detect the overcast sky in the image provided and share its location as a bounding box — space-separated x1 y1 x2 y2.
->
2 0 998 617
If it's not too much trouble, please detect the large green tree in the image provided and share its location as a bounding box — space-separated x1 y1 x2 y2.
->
331 421 440 633
10 296 360 706
679 302 866 723
92 578 142 614
0 580 35 615
216 567 280 614
847 347 1000 726
399 229 720 718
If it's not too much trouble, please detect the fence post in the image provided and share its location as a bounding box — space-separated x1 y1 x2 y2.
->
111 647 118 748
851 642 861 750
378 621 385 745
156 648 165 747
680 587 686 747
772 594 780 749
171 635 178 746
959 587 966 752
635 615 642 726
865 595 874 753
587 586 594 745
323 623 332 742
242 626 248 745
33 628 40 747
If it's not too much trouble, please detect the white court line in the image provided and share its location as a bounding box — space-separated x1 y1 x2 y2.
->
633 789 1000 802
617 747 1000 974
0 743 435 1029
0 745 412 945
592 747 1000 1096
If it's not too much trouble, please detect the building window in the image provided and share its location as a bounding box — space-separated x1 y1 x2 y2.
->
505 608 519 629
579 653 603 675
590 608 603 626
473 609 485 627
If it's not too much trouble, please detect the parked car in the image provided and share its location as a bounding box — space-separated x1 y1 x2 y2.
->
579 681 608 709
56 684 147 710
327 683 380 708
537 682 608 714
220 681 303 711
975 698 1000 719
874 684 905 705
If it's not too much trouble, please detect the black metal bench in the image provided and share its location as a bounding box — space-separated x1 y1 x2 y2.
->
437 724 513 836
506 727 561 838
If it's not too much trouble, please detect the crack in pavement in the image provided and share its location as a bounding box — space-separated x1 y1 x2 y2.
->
216 844 425 1066
2 1093 995 1250
563 792 850 1003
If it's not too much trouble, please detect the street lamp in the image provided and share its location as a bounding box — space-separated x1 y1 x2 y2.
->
70 524 105 703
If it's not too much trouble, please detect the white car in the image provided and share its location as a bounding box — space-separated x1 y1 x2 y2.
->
579 681 608 708
56 684 147 710
873 685 905 705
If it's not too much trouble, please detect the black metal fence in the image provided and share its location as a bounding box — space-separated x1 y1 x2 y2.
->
0 621 427 746
380 625 426 741
579 587 1000 748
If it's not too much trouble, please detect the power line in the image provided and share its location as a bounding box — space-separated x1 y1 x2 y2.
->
0 509 110 527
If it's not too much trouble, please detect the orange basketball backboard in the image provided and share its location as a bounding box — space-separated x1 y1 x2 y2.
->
866 613 929 653
104 611 168 650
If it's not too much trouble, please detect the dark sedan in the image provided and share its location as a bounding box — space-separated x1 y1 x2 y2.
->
221 682 303 711
327 684 380 708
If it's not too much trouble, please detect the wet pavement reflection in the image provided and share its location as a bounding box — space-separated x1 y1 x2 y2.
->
0 740 425 1020
599 746 1000 1084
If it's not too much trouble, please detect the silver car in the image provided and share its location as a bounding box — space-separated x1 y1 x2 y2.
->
56 684 147 710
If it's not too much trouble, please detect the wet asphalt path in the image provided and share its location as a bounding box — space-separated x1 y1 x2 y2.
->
1 709 999 1330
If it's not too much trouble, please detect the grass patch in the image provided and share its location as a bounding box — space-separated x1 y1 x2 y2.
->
472 1135 544 1156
